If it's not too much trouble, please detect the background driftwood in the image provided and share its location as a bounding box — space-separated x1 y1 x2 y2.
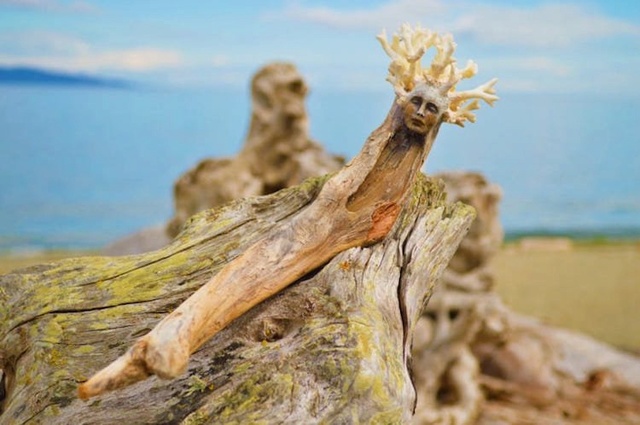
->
0 174 474 424
104 62 343 256
166 62 344 239
411 171 640 425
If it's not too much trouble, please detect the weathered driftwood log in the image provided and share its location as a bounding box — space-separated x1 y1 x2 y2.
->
436 172 503 293
0 174 474 424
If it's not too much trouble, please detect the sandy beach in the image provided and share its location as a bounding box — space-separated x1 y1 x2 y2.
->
494 238 640 351
1 238 638 350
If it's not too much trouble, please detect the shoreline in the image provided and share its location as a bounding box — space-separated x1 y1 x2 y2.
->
1 234 638 256
1 237 639 350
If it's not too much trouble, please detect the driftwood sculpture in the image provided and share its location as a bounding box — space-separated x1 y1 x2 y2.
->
1 25 497 423
78 24 497 399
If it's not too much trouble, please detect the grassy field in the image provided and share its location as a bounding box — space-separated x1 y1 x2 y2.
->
1 239 638 350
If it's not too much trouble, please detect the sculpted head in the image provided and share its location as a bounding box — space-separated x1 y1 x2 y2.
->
400 84 449 135
251 62 308 126
378 25 498 128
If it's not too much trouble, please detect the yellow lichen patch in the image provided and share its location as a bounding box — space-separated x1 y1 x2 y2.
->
185 375 209 396
88 320 109 331
94 264 172 304
353 369 385 397
321 357 340 379
181 409 210 425
232 361 252 375
46 348 67 367
52 369 71 380
73 345 96 356
32 285 86 316
369 408 404 424
41 316 64 344
85 302 147 328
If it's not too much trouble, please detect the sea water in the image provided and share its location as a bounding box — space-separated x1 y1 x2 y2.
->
0 85 639 252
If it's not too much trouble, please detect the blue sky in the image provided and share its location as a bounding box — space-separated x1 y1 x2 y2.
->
0 0 639 94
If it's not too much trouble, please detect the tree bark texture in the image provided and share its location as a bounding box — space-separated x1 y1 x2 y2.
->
0 174 474 424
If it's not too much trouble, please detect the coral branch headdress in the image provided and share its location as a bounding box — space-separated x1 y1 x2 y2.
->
378 24 498 126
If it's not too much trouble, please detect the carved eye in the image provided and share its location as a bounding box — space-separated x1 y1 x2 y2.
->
426 102 438 114
410 96 423 106
255 90 272 108
288 80 304 93
448 309 460 321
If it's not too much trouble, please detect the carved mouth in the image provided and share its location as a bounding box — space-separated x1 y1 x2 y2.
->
411 118 426 129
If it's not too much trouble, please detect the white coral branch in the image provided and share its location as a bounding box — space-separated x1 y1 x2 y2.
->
448 100 480 127
377 24 436 93
450 78 499 108
427 33 456 81
446 78 498 126
378 24 498 126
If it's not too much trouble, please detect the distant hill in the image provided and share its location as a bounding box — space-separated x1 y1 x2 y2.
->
0 66 133 88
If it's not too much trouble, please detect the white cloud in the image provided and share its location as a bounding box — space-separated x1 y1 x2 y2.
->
0 31 90 55
275 1 640 47
0 30 184 73
211 54 230 68
0 48 184 72
0 0 100 13
475 56 574 93
89 49 184 71
273 0 448 30
455 4 640 47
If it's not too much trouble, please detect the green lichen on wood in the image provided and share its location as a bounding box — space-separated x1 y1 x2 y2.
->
0 174 474 424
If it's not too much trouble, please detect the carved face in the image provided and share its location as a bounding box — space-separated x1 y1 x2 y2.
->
252 63 308 121
403 93 440 134
279 75 307 118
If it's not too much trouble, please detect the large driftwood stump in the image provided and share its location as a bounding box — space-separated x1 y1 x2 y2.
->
167 62 344 238
0 175 474 424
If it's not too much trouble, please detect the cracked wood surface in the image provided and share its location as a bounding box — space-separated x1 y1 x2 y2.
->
0 174 474 424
